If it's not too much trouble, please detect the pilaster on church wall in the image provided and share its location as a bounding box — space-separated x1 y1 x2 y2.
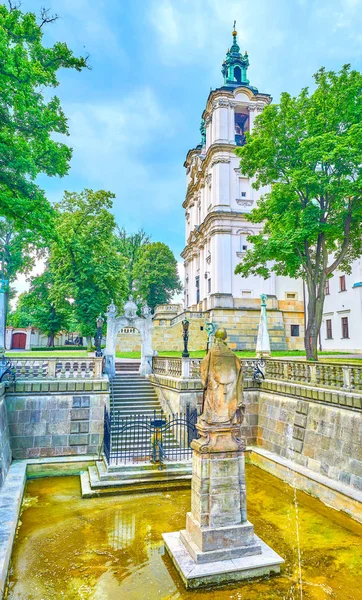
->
210 235 217 296
214 232 232 294
200 186 205 222
228 102 235 143
199 246 205 298
205 117 212 150
213 161 231 208
212 104 229 142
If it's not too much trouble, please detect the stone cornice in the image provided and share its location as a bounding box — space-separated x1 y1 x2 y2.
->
202 86 272 122
181 209 250 258
183 142 238 209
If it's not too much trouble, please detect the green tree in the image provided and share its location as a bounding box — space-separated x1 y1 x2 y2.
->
50 189 128 347
0 3 88 237
10 269 72 346
117 228 150 295
133 242 182 311
235 65 362 361
0 217 45 329
7 292 32 328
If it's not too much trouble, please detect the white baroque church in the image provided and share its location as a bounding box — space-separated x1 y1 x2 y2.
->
181 26 305 351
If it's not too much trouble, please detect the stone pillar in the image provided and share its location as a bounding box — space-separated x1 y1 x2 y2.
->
256 294 271 357
180 428 259 564
163 422 283 588
25 327 32 350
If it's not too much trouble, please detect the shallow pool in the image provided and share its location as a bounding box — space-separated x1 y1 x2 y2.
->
6 464 362 599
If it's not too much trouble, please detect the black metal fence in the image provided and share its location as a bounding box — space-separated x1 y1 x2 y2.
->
103 405 198 466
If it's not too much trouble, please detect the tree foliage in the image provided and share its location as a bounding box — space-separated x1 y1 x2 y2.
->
9 269 72 346
133 242 182 310
116 228 150 295
50 189 128 341
235 65 362 360
0 3 88 238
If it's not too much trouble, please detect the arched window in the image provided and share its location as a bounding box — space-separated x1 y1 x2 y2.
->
234 66 241 83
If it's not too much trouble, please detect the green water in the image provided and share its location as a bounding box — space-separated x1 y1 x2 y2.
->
6 464 362 599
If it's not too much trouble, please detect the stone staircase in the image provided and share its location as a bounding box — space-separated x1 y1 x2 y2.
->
111 361 160 415
80 360 192 497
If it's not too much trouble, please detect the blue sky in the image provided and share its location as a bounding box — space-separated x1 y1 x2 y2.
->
25 0 362 262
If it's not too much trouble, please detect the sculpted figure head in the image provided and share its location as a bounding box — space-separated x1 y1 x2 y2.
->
214 328 227 341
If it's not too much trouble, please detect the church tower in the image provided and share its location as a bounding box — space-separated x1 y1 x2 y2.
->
181 25 304 351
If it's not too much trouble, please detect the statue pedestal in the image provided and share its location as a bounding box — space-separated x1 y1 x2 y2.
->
163 424 283 588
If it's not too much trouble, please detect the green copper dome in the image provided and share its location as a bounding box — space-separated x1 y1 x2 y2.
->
221 23 250 86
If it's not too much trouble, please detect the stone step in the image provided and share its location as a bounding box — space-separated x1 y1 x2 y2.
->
112 383 154 387
98 459 191 474
111 401 160 407
91 463 192 484
80 470 191 498
112 390 157 394
109 439 179 446
112 391 157 396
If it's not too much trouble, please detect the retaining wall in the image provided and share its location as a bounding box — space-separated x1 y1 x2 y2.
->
5 379 109 459
0 384 11 488
257 388 362 495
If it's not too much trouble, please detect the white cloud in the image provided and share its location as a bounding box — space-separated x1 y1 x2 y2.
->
61 88 184 236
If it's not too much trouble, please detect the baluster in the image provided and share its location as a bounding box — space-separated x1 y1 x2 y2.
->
68 361 74 379
59 361 66 379
85 361 91 378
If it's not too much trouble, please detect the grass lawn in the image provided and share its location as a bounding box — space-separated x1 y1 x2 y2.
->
6 351 90 358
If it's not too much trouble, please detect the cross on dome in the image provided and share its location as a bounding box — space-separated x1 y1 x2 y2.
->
221 22 250 87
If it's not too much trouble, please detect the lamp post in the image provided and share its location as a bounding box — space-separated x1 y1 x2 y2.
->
182 318 190 358
95 314 104 357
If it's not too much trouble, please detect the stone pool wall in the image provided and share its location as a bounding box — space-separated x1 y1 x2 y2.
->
256 389 362 494
5 379 109 459
0 384 11 488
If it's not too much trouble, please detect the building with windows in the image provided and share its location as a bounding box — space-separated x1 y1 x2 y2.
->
181 26 304 351
321 260 362 353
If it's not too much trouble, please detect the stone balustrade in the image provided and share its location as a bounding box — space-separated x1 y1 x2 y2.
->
264 359 362 392
170 310 206 327
11 357 103 380
152 357 183 378
152 355 362 393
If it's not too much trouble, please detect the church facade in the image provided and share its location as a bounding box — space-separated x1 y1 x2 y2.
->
181 26 305 351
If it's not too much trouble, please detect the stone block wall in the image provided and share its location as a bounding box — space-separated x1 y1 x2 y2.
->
149 374 203 415
6 379 109 459
116 319 207 354
256 389 362 494
242 390 259 446
0 384 11 488
207 307 304 352
115 303 304 354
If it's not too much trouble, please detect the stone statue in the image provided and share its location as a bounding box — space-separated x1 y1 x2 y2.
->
200 328 243 426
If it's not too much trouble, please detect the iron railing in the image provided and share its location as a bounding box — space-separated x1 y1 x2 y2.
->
103 405 198 466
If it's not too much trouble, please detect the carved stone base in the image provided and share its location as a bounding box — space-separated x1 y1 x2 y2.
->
191 422 245 453
163 423 284 588
163 532 284 588
180 516 261 564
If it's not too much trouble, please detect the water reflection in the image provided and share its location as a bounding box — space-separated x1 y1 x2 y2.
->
6 466 362 600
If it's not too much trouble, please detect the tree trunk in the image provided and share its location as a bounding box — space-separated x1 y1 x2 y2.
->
47 333 55 347
86 335 92 351
304 278 326 361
